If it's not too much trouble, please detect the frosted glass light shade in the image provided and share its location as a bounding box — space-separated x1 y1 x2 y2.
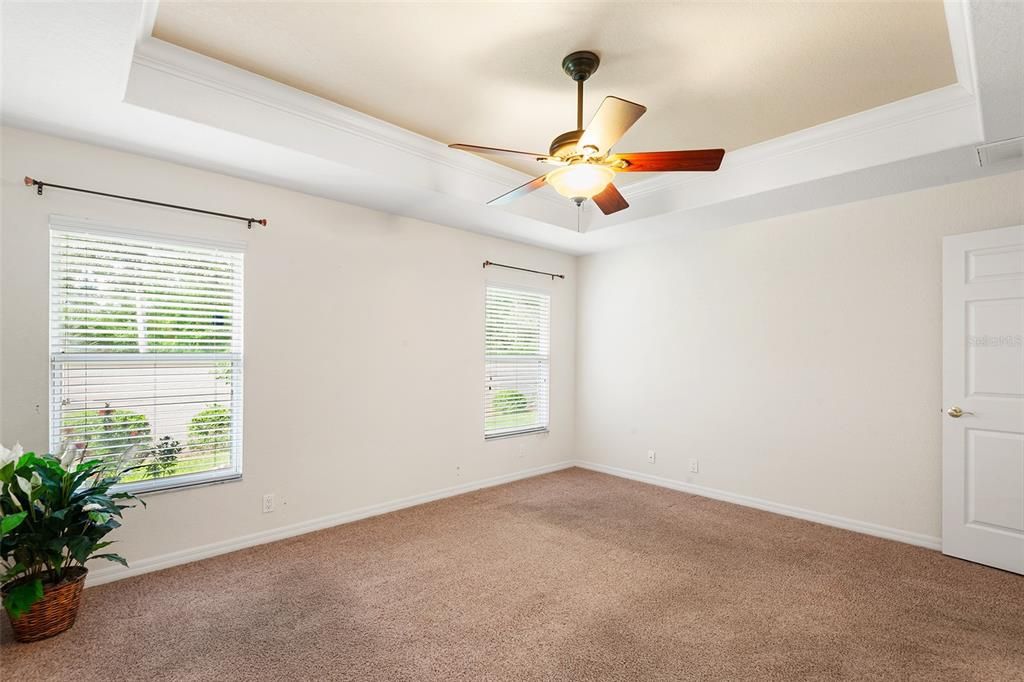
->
546 164 615 201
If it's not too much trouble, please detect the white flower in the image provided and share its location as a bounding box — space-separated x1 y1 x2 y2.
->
15 475 33 496
58 441 79 469
0 442 24 467
82 503 103 512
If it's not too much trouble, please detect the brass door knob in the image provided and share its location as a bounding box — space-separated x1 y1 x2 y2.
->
946 406 975 418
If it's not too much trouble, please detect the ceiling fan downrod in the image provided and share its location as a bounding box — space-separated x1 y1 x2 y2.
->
562 50 599 132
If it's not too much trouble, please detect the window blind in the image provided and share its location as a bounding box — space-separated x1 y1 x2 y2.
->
484 286 550 438
49 227 244 492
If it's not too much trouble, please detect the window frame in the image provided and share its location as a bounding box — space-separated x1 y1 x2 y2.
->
48 216 245 495
483 281 552 440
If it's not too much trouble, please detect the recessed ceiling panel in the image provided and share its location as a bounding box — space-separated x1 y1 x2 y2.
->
154 1 956 176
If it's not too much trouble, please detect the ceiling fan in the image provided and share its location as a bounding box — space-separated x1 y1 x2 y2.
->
449 51 725 216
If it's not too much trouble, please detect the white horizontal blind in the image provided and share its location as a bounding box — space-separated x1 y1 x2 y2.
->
50 227 244 491
484 286 550 438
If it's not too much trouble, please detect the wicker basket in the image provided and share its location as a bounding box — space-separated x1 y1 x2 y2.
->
3 567 88 643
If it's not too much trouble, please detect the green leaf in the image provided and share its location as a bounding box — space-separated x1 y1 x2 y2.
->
0 460 15 484
0 563 26 583
66 535 93 564
91 553 128 567
75 459 104 473
3 578 43 619
1 511 28 535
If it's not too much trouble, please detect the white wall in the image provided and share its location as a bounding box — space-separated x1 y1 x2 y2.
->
576 171 1024 541
0 127 576 571
5 124 1024 576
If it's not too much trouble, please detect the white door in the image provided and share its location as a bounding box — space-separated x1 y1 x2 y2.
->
942 224 1024 574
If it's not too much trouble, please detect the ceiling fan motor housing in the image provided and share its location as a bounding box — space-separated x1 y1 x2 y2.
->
549 129 583 158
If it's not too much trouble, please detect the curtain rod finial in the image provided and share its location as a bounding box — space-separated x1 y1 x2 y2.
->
24 176 34 186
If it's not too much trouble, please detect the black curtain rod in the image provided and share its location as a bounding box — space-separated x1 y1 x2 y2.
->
24 176 268 229
483 260 565 280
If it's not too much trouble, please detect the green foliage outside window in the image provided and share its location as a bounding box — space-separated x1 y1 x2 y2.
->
145 436 181 480
491 389 528 415
61 406 152 463
188 404 231 453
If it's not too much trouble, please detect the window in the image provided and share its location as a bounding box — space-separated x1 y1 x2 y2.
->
49 223 244 493
484 285 550 438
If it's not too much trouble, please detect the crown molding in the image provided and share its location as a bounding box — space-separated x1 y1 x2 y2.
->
127 33 985 240
580 79 984 233
589 0 985 228
136 1 160 44
110 0 1000 251
621 83 981 204
126 37 572 224
629 0 980 201
943 0 980 99
129 39 527 189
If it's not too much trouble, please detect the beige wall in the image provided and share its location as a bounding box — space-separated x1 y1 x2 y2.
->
576 171 1024 540
0 127 576 567
4 124 1023 572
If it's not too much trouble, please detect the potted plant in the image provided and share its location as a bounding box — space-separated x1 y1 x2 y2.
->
0 441 143 642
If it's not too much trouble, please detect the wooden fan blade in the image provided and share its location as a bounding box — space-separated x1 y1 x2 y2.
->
610 149 725 172
450 144 557 164
592 183 629 215
577 96 647 157
487 175 548 206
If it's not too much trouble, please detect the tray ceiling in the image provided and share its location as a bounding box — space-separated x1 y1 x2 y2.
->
154 1 956 176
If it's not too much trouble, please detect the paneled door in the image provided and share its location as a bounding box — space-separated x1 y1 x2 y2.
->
942 225 1024 574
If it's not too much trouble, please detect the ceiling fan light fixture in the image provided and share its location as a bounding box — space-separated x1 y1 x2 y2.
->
449 50 724 215
546 163 615 203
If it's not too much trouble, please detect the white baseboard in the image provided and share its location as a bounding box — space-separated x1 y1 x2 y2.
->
572 461 943 551
86 460 575 587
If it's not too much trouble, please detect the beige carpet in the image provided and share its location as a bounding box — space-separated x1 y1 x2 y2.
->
2 468 1022 680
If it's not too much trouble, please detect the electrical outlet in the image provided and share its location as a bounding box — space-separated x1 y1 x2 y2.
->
647 449 656 464
262 493 275 513
689 458 699 474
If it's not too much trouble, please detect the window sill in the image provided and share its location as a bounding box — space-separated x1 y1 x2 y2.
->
116 472 243 497
484 428 549 441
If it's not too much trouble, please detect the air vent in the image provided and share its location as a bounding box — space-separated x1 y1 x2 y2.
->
976 137 1024 167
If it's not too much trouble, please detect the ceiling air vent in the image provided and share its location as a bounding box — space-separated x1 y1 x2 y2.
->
976 137 1024 167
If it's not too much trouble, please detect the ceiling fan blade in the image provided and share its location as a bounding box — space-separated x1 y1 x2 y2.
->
450 144 558 164
592 183 629 215
577 96 647 157
487 175 548 206
610 149 725 172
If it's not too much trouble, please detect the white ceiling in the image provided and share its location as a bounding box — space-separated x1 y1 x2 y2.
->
1 2 1022 255
154 1 956 176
